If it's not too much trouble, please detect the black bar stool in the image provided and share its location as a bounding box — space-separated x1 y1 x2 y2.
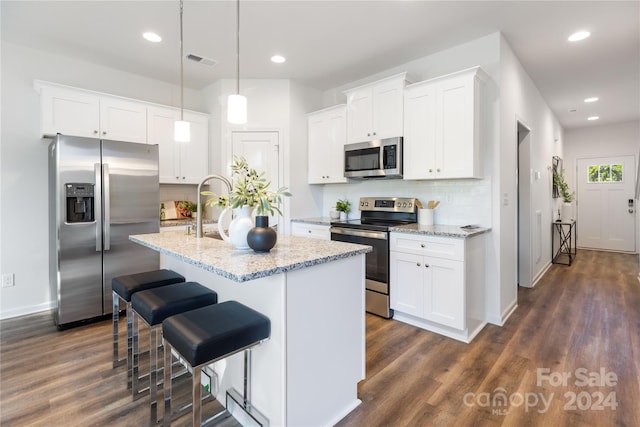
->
111 269 185 389
131 282 218 424
162 301 271 427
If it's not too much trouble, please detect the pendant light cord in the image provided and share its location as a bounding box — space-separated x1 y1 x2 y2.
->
179 0 185 121
236 0 240 95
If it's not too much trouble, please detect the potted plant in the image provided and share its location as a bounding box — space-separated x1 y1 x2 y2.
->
202 156 291 251
553 168 575 222
336 199 351 221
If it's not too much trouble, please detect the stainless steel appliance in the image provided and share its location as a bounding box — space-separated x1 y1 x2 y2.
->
48 134 160 327
330 197 417 318
344 137 402 179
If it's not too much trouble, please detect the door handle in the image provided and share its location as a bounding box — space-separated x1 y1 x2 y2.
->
94 163 102 251
103 163 111 251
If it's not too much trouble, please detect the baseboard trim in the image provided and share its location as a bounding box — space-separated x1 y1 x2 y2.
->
487 299 517 326
531 261 552 287
0 301 55 320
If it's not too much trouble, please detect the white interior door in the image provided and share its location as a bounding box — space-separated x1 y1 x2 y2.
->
577 155 636 252
231 131 282 230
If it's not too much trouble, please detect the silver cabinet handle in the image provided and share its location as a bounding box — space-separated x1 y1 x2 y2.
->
102 131 107 135
420 243 425 248
93 130 98 134
416 262 421 267
425 264 430 268
103 163 111 251
437 168 441 173
94 163 102 251
429 169 433 173
629 209 634 213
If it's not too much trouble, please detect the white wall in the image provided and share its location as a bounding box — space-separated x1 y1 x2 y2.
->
0 41 202 319
497 35 564 324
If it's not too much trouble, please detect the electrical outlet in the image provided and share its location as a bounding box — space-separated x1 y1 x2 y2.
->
2 273 15 288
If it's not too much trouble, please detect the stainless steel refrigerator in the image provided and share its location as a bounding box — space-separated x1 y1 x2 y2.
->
48 134 160 327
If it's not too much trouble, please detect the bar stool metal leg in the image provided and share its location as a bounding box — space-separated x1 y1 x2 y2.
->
112 291 122 369
163 341 173 427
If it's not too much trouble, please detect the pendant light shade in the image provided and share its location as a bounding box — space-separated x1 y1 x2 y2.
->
175 0 191 142
174 120 190 142
227 94 247 124
228 0 247 124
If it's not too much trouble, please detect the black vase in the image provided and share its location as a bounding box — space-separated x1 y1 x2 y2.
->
247 216 277 252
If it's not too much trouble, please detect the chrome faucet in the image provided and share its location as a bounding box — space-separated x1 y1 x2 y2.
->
196 174 232 238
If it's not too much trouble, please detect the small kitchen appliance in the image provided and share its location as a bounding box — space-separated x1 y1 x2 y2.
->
343 137 402 179
330 197 418 318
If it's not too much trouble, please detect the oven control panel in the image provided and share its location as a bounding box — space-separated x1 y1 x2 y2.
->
359 197 417 213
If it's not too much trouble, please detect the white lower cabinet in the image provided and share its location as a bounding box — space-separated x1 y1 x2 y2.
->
291 222 330 240
390 231 485 343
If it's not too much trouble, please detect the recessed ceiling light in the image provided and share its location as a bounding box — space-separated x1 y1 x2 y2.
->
587 116 600 121
568 31 590 42
568 109 577 113
271 55 286 64
143 32 162 43
584 97 599 103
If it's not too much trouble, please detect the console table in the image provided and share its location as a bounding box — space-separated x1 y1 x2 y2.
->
552 220 577 266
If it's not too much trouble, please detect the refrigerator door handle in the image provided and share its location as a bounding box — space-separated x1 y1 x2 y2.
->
103 163 111 251
94 163 102 252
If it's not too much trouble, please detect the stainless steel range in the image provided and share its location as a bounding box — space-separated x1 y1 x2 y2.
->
330 197 418 318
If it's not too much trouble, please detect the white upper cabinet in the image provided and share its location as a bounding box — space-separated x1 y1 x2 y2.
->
99 97 147 143
403 67 485 180
148 106 209 184
344 73 406 144
307 105 348 184
38 82 147 143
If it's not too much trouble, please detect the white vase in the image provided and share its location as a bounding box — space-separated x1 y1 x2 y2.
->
561 202 573 223
339 211 347 221
218 205 254 249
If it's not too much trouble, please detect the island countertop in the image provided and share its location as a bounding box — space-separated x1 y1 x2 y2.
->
130 231 371 283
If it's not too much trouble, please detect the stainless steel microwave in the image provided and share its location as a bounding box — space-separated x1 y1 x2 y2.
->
344 137 403 179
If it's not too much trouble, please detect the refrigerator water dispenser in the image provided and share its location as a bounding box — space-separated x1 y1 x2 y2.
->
65 183 94 223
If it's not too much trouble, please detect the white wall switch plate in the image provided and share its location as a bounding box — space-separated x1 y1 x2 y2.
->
2 273 15 288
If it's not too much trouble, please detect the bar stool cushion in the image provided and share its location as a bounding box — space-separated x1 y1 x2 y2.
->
112 269 185 301
163 301 271 367
132 282 218 326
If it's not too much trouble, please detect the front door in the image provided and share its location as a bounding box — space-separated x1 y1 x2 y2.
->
576 155 636 252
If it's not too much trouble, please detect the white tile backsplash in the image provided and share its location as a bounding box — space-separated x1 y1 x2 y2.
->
322 178 492 227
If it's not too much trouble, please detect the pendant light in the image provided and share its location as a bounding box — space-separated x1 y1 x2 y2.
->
174 0 190 142
227 0 247 124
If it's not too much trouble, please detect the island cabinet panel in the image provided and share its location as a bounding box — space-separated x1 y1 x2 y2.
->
148 106 209 184
403 66 485 180
390 231 486 343
38 83 147 143
307 105 348 184
291 222 330 240
344 73 407 144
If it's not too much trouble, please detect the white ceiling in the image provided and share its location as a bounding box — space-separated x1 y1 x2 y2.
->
2 1 639 129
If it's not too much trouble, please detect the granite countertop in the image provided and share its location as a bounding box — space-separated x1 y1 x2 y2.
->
129 231 371 283
390 223 491 238
291 217 333 226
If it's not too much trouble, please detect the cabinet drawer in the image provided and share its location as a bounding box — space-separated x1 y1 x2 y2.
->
390 232 464 261
291 222 330 240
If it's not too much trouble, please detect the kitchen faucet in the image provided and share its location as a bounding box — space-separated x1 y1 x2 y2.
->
196 174 233 238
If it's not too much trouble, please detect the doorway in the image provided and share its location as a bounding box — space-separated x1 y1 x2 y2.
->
576 155 636 252
231 131 283 230
517 121 532 287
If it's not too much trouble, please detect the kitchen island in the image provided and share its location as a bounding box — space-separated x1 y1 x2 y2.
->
130 231 371 427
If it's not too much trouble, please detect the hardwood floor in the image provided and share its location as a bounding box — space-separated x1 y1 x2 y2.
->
2 249 639 426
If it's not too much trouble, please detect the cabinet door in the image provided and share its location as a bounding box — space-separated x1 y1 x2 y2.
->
307 107 347 184
403 83 437 179
179 112 209 184
373 78 404 140
308 113 330 184
346 86 373 143
436 75 475 179
148 106 180 183
423 256 464 329
40 85 100 138
390 251 424 317
100 97 147 143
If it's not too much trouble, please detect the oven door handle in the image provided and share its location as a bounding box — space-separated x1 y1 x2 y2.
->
330 227 388 240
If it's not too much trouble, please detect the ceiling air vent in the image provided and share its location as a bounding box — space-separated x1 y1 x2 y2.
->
186 54 218 67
